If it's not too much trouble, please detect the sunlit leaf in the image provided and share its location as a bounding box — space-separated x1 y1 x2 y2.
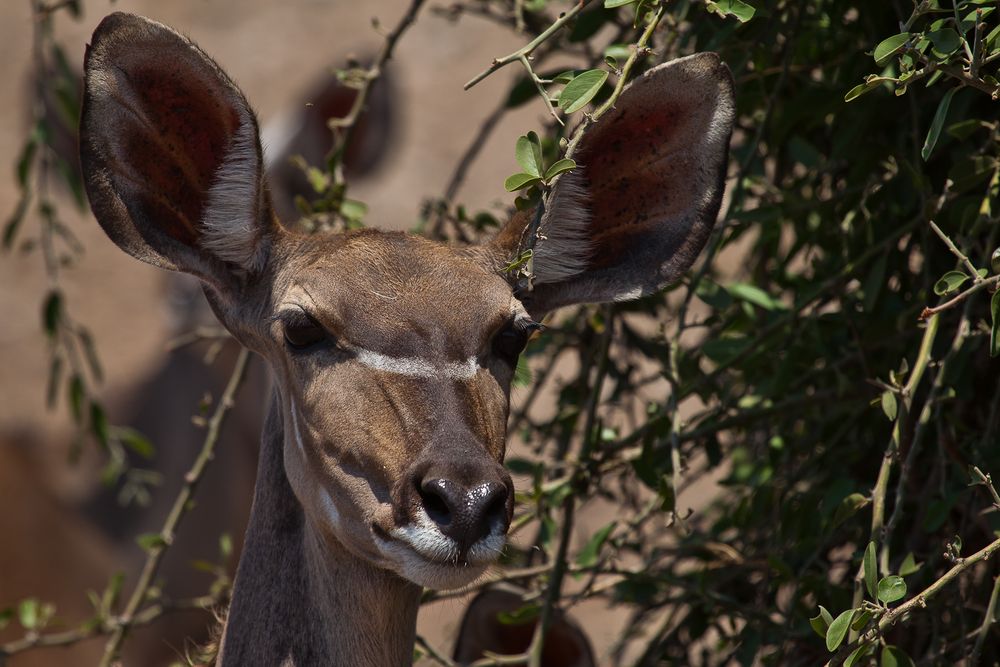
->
826 609 854 651
877 576 907 604
873 33 910 65
706 0 756 22
515 132 543 177
558 69 609 113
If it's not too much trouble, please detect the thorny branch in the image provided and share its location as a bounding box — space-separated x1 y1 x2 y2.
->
325 0 427 200
95 348 251 667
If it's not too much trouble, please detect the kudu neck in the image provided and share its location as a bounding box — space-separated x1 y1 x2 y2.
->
218 390 421 666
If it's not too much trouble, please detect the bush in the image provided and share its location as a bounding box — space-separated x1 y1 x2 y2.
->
3 1 1000 665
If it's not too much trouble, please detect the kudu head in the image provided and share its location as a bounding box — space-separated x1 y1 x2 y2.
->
79 13 734 591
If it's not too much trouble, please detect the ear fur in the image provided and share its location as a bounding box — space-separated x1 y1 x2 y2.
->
492 52 735 314
80 12 275 291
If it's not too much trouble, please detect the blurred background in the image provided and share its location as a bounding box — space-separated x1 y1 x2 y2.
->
0 1 564 664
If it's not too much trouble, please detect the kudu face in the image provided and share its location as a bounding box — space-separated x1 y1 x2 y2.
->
80 13 734 590
260 231 522 587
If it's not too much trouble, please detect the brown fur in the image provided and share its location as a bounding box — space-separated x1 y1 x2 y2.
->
79 12 734 665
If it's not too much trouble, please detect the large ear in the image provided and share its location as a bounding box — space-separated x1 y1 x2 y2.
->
491 53 735 314
80 12 276 294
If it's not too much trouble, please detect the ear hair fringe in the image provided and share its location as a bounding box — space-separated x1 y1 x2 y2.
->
200 118 267 273
532 169 593 284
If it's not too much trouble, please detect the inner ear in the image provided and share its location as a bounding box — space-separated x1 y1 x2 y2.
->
81 12 274 290
490 53 736 315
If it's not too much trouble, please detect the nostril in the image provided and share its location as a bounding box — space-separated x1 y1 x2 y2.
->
483 489 508 528
416 477 510 550
418 480 453 527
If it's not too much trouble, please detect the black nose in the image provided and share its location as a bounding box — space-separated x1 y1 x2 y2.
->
418 477 510 553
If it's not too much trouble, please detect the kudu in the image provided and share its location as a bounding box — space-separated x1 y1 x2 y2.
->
79 12 734 665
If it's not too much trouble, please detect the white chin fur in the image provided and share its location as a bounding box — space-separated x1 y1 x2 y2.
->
374 509 506 589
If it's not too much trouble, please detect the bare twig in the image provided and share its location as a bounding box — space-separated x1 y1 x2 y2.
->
970 572 1000 666
0 594 222 660
464 0 598 90
325 0 426 197
921 274 1000 319
96 348 251 667
929 220 981 279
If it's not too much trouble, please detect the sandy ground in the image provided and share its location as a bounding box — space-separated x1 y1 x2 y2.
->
0 2 729 664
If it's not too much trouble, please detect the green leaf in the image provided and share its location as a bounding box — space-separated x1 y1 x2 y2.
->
826 609 854 651
504 173 543 192
90 402 110 449
576 522 616 568
844 79 882 103
846 643 873 667
498 603 540 625
136 533 168 552
881 391 898 421
850 609 874 632
990 289 1000 357
117 427 155 459
877 575 907 604
881 645 915 667
863 542 878 599
339 199 368 224
0 607 12 631
18 598 39 630
922 88 956 161
42 289 62 339
16 135 38 188
706 0 756 22
503 249 533 274
947 119 988 140
726 283 783 310
558 69 609 114
544 158 577 181
933 270 969 295
515 132 543 177
926 28 962 56
220 533 233 559
3 195 30 250
604 0 637 7
832 492 870 527
809 605 833 638
68 374 85 423
873 33 911 66
898 552 921 576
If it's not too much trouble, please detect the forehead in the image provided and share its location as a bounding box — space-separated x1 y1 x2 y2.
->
278 230 515 356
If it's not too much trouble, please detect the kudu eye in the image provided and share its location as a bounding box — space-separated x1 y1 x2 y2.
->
492 319 542 364
282 312 329 351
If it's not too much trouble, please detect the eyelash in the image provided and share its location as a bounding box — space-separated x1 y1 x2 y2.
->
279 309 331 351
492 318 543 364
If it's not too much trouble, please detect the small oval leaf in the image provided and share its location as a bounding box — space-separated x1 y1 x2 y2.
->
873 33 910 65
881 391 898 421
826 609 854 651
515 132 543 177
933 269 969 295
504 173 543 192
559 69 609 114
877 575 907 604
809 605 833 638
544 158 577 181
